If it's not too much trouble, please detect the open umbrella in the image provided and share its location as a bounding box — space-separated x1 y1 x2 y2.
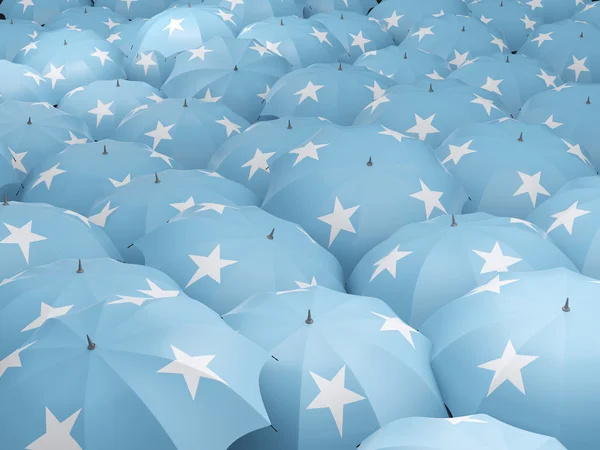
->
124 49 177 89
303 0 378 16
0 18 44 62
45 5 128 39
0 60 55 105
0 0 91 25
94 0 174 19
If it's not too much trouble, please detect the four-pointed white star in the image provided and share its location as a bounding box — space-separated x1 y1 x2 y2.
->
536 69 557 88
186 244 238 287
318 197 360 247
378 125 411 142
547 201 590 234
241 148 275 179
490 35 508 53
9 148 28 174
26 407 83 450
471 94 500 116
370 245 412 281
295 81 325 104
479 340 538 396
473 242 522 274
513 171 550 207
410 180 446 219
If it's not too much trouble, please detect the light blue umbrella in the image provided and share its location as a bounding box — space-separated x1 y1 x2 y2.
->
519 20 600 84
0 100 93 177
573 1 600 28
114 98 249 169
124 49 177 89
45 5 128 39
520 0 581 24
88 168 260 263
447 53 563 118
437 118 595 218
0 60 55 105
303 0 378 16
347 212 576 328
238 16 347 68
261 124 467 275
161 36 292 122
421 268 600 450
208 116 330 201
354 79 507 149
225 286 447 450
527 176 600 278
132 5 239 58
0 201 119 281
108 17 146 57
310 11 394 63
93 0 173 19
0 257 270 450
18 139 178 215
0 143 21 200
0 19 44 61
14 27 127 102
353 45 452 85
58 79 165 141
359 414 566 450
518 82 600 169
135 205 345 314
0 0 91 24
260 63 395 125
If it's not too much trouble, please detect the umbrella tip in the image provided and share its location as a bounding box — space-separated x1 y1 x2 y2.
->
287 119 292 129
340 13 344 19
188 1 191 6
338 62 342 71
183 98 188 107
586 96 591 104
562 297 570 312
506 55 510 63
2 193 8 206
116 79 120 87
234 64 238 71
280 19 284 26
461 25 465 32
366 156 373 166
305 309 313 324
84 7 87 13
451 214 457 227
403 51 407 59
64 39 67 46
27 116 32 125
10 18 14 24
518 132 523 142
77 259 84 273
580 32 584 38
267 228 275 240
429 83 434 93
154 172 161 183
102 145 108 155
86 334 96 350
500 0 503 6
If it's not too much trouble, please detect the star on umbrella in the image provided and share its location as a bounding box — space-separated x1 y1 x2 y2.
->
384 11 403 29
526 0 543 10
509 217 538 231
310 27 333 46
187 244 238 287
19 0 34 12
295 276 317 288
468 275 520 295
426 70 445 80
473 242 522 274
365 81 386 100
371 311 417 348
32 164 66 190
543 114 563 129
318 197 360 247
145 121 174 150
295 81 324 104
90 47 112 66
411 26 434 42
536 69 557 88
265 41 282 56
449 49 470 69
481 77 503 95
363 94 390 113
370 245 412 281
138 279 179 298
410 180 446 219
65 24 81 32
188 45 213 61
406 114 439 141
9 148 27 174
170 196 195 213
447 416 488 425
43 64 65 89
163 18 185 36
520 15 537 30
306 366 365 437
432 9 445 17
256 84 270 100
106 32 122 44
471 94 500 116
201 88 222 102
216 116 241 137
567 56 590 82
120 0 137 10
108 174 130 188
196 203 230 214
21 41 39 55
532 31 553 47
23 71 44 86
88 100 114 127
442 139 477 165
561 139 589 164
378 125 410 142
249 42 270 56
108 295 151 306
490 35 508 52
0 341 36 378
26 407 83 450
241 148 275 179
226 0 244 9
66 87 84 98
349 31 371 53
480 15 493 25
22 302 72 332
289 141 328 166
104 17 120 30
89 201 118 227
547 201 590 234
479 340 538 396
136 52 157 75
64 131 87 146
215 9 236 25
513 171 550 207
64 210 91 227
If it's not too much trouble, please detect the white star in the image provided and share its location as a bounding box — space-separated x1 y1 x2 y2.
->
349 31 371 53
561 139 590 164
145 121 174 150
318 197 360 247
19 0 34 12
239 23 255 35
468 275 520 295
64 131 87 146
410 180 446 219
471 94 500 116
295 81 324 104
23 71 45 86
147 93 163 103
426 70 445 80
21 41 39 55
442 139 477 165
378 125 411 142
481 77 503 95
215 9 236 25
547 201 590 234
249 42 270 56
216 116 242 137
370 245 412 281
108 174 131 188
265 41 282 56
106 32 122 44
26 408 83 450
449 50 470 69
241 149 275 179
64 210 91 227
289 141 328 166
480 15 493 25
363 94 390 113
103 17 120 30
553 83 572 92
66 24 82 32
510 217 538 231
582 2 597 12
226 0 244 9
108 295 151 306
567 55 590 82
447 416 488 425
536 69 557 88
188 45 213 61
384 11 403 30
157 345 227 400
411 26 434 42
0 341 35 378
532 31 553 48
490 35 508 53
306 366 365 437
88 100 114 127
365 81 386 100
27 30 38 39
136 52 157 75
201 88 222 103
406 114 439 141
170 196 196 213
22 302 72 332
513 171 550 207
479 341 538 396
9 148 27 174
432 9 445 17
89 201 118 227
195 203 230 214
371 311 417 348
520 15 537 31
90 47 112 66
473 242 522 274
138 279 179 299
543 114 563 129
65 87 84 98
120 0 137 10
186 244 238 287
32 164 66 190
257 85 270 100
309 27 333 46
43 64 65 89
163 18 185 36
295 276 317 288
526 0 543 10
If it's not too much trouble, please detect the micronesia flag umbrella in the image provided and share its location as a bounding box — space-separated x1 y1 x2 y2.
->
0 0 91 25
109 17 147 57
303 0 378 16
261 124 467 275
88 168 260 264
359 414 566 450
114 98 249 169
0 18 44 62
0 258 270 450
0 143 22 201
527 176 600 279
94 0 174 19
260 63 395 125
161 36 292 123
521 0 582 24
18 140 178 216
421 268 600 450
0 60 55 105
124 49 177 90
573 1 600 28
134 205 345 315
0 201 119 281
225 286 447 450
347 212 576 328
44 5 128 39
436 118 595 219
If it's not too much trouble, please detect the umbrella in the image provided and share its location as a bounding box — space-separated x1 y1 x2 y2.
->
303 0 378 16
527 176 600 278
225 286 447 450
134 205 345 314
238 15 347 68
114 98 249 169
353 45 452 85
131 5 239 58
521 0 582 24
58 79 165 141
437 118 595 219
347 212 576 328
107 17 146 57
0 60 55 105
573 1 600 28
421 268 600 450
0 257 270 450
124 49 177 89
93 0 174 19
0 201 119 281
18 139 178 215
0 142 22 201
260 63 395 125
354 79 507 149
161 36 292 122
310 11 394 63
0 18 44 62
359 414 566 450
45 6 128 39
261 124 467 275
0 0 91 25
88 168 260 263
208 116 329 201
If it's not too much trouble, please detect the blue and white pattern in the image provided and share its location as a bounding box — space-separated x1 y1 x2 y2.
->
0 0 91 24
124 49 177 89
0 19 44 61
0 60 54 104
45 5 128 39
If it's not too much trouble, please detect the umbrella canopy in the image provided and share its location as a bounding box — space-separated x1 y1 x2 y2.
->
238 16 347 69
225 286 447 450
353 45 452 85
161 36 292 122
208 116 329 201
0 0 91 25
347 212 576 328
0 143 22 200
124 49 177 89
303 0 378 16
0 201 119 281
527 176 600 278
93 0 173 19
421 268 600 450
0 257 270 450
114 98 249 169
261 124 467 275
108 17 146 57
354 79 507 149
573 1 600 28
134 205 345 314
437 118 595 219
88 168 260 263
519 20 600 84
132 5 239 58
0 60 55 105
260 63 395 125
18 140 178 215
58 79 165 141
45 6 128 39
0 19 44 62
521 0 582 24
359 414 566 450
